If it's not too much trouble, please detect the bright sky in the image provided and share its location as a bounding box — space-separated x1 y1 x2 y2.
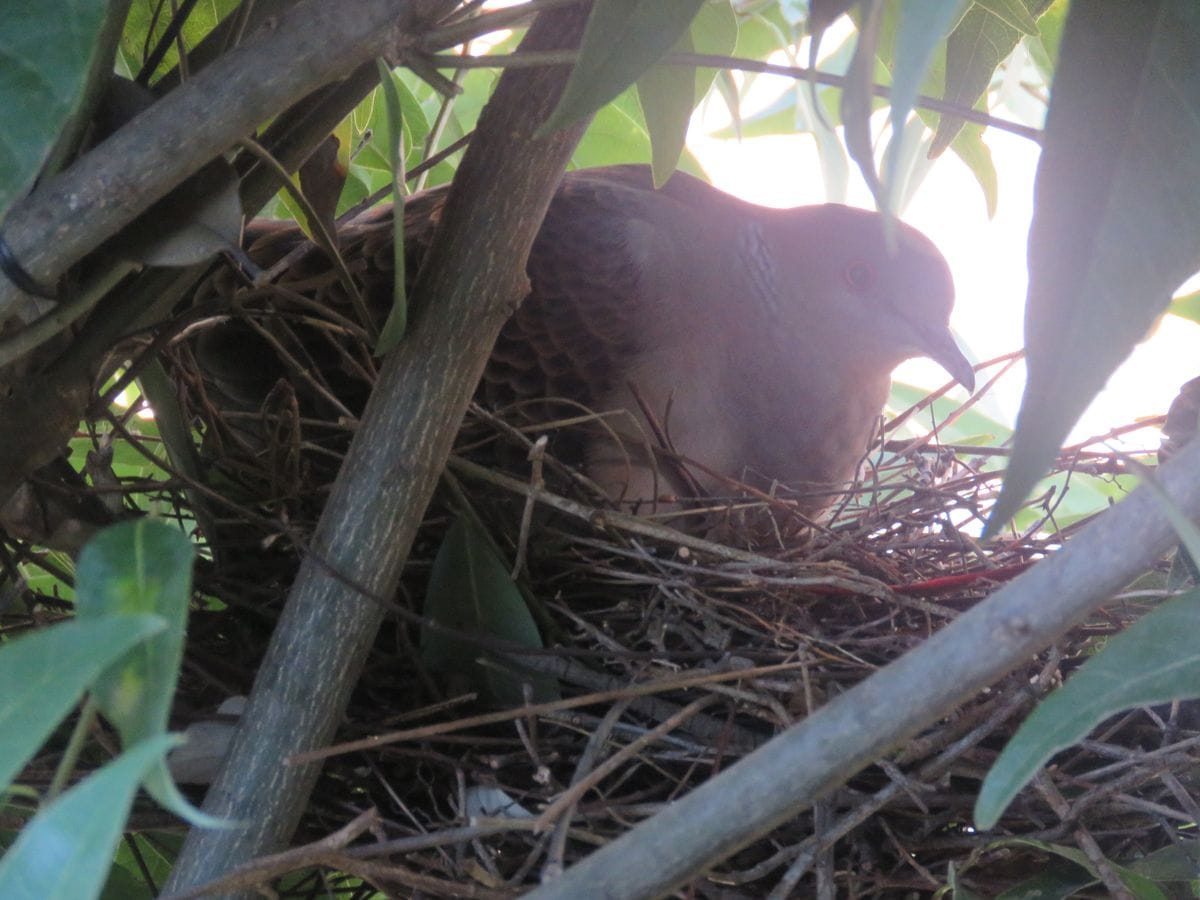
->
686 50 1200 454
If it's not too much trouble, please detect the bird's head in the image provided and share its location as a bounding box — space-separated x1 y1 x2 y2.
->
760 204 975 394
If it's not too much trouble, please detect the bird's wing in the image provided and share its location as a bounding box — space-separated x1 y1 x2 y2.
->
200 168 718 427
395 170 708 416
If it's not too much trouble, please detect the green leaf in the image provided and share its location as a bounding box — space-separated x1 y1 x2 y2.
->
1126 841 1200 882
0 615 165 798
541 0 706 134
993 844 1171 897
931 0 1054 157
974 0 1041 34
636 35 695 186
637 0 737 185
0 1 112 222
0 735 180 900
986 0 1200 534
882 0 970 202
573 90 653 167
1167 288 1200 324
420 519 557 707
992 839 1169 899
102 832 181 899
1027 0 1068 79
975 590 1200 829
688 1 737 90
841 0 886 204
732 5 796 61
994 861 1098 900
889 381 1010 445
374 61 408 356
948 120 998 218
118 0 240 82
75 520 226 828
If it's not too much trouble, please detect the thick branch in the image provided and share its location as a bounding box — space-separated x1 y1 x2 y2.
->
0 0 414 326
161 3 591 894
526 438 1200 898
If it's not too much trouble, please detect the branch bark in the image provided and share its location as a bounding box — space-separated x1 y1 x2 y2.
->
0 0 414 327
525 438 1200 898
161 3 591 894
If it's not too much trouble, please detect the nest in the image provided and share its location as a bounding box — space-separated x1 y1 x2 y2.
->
5 247 1196 898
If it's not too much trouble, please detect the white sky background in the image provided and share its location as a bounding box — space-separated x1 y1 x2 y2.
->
687 51 1200 453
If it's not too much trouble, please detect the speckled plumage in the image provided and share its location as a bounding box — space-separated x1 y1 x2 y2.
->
196 165 973 514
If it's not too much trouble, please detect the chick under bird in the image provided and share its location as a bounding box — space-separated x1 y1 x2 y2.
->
197 164 974 516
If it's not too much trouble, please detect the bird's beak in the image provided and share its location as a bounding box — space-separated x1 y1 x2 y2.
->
919 325 976 393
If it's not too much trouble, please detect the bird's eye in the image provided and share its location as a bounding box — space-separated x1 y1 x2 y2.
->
843 260 876 292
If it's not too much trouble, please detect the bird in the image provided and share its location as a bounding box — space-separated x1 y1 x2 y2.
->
195 164 974 519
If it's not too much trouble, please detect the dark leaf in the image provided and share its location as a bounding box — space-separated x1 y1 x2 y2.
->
116 156 243 267
637 1 736 185
931 0 1054 157
975 589 1200 829
421 519 557 706
374 60 408 355
297 135 346 242
986 0 1200 533
541 0 705 134
0 1 112 221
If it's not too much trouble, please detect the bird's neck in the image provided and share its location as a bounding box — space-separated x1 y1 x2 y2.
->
734 220 786 319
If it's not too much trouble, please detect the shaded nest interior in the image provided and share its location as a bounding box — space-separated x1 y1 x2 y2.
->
7 243 1197 898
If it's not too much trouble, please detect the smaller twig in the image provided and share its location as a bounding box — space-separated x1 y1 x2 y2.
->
534 695 720 833
289 661 802 764
160 808 381 900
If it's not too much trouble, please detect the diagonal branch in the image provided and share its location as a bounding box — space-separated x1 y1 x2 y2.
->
161 2 592 893
0 0 417 327
526 433 1200 898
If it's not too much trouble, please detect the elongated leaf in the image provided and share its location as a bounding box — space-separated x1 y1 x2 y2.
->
636 33 695 186
1167 288 1200 324
0 615 164 797
881 0 970 200
541 0 705 134
857 6 998 214
986 0 1200 533
572 93 654 167
841 0 885 204
1127 842 1200 882
118 0 240 81
975 0 1040 34
0 735 180 900
420 519 557 706
990 839 1167 899
994 861 1098 900
0 1 112 221
74 520 226 827
637 1 736 185
975 590 1200 829
931 0 1054 157
374 60 408 356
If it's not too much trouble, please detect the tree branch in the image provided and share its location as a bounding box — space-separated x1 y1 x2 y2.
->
526 438 1200 897
161 2 592 893
0 0 416 327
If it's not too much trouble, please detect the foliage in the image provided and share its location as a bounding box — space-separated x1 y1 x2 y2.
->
0 520 193 899
1 0 1199 896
